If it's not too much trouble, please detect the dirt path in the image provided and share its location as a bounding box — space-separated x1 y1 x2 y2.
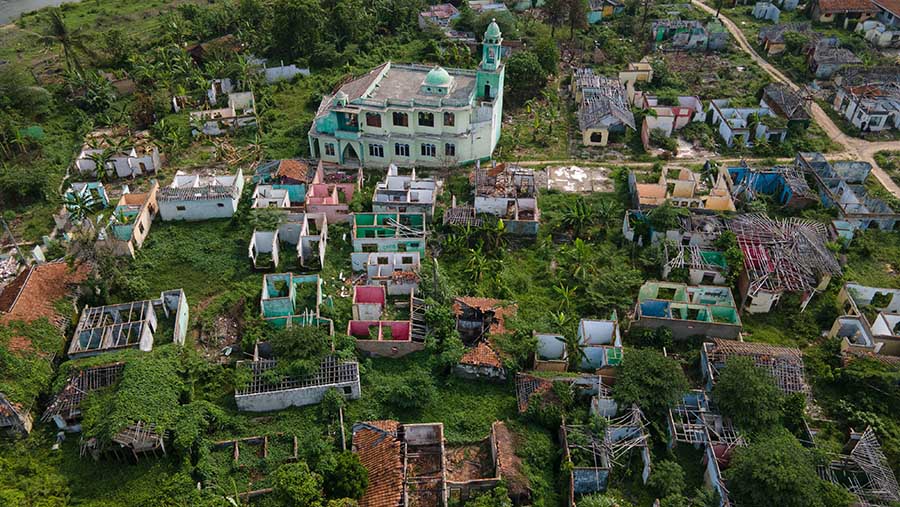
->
692 0 900 198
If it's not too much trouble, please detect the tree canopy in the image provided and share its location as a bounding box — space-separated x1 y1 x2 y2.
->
711 356 784 434
612 348 689 417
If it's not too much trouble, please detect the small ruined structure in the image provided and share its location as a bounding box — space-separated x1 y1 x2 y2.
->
831 282 900 359
726 213 841 313
709 99 788 148
249 213 328 270
358 251 421 296
68 289 189 358
352 420 531 507
235 355 361 412
667 390 745 507
190 91 256 136
533 332 569 372
373 165 442 218
662 243 729 285
349 290 427 357
701 338 809 396
97 181 159 258
760 83 811 128
515 373 603 414
856 19 900 48
251 159 312 209
157 169 244 221
350 213 427 270
260 273 330 329
418 3 460 28
75 129 161 179
623 211 726 247
560 407 652 504
306 162 364 222
758 23 815 55
727 162 817 209
576 315 624 370
618 60 654 99
43 363 125 431
473 162 540 235
809 39 862 79
650 20 728 51
633 282 741 339
821 427 900 507
797 152 900 232
453 296 516 344
636 94 704 150
572 69 635 147
628 166 735 211
455 340 506 380
588 0 625 23
752 1 781 21
833 70 900 132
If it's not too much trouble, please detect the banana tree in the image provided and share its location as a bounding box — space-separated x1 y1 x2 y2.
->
63 191 99 221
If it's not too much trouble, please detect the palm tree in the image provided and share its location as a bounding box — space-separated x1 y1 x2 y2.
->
564 238 595 281
554 332 588 370
63 190 99 221
40 8 94 74
87 150 114 182
561 197 594 238
553 283 578 311
465 248 489 284
594 199 621 236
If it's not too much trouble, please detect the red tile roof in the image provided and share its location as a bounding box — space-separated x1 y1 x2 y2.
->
817 0 878 13
452 297 518 335
0 262 88 325
276 159 309 182
873 0 900 15
460 341 503 368
353 421 403 507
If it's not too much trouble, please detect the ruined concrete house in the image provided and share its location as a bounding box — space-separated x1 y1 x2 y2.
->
68 289 188 359
157 169 244 221
628 167 735 212
667 390 745 507
306 161 364 222
622 211 725 247
251 159 312 210
830 282 900 359
809 39 862 79
235 351 360 412
726 213 841 313
572 69 635 147
349 288 427 357
636 93 704 150
662 243 729 286
709 99 788 148
797 152 900 232
821 426 900 506
65 181 110 210
702 339 809 396
260 273 331 329
43 362 125 432
0 261 89 434
561 407 651 505
352 420 531 507
473 162 540 235
650 20 728 51
633 282 741 339
75 129 161 179
809 0 879 27
455 340 507 380
97 181 159 258
358 251 421 296
727 162 817 209
350 212 427 270
453 296 517 344
758 23 815 55
190 91 256 136
833 71 900 132
534 314 629 373
753 1 782 21
249 213 328 270
760 83 811 128
372 165 442 218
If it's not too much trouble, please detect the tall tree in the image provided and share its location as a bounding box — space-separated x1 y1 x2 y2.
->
567 0 588 39
542 0 568 37
40 8 94 73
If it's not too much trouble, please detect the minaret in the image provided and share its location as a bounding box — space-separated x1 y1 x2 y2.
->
476 19 504 101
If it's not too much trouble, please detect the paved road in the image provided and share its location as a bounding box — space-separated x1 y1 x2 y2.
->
691 0 900 198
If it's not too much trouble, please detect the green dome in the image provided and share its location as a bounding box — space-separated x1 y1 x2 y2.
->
424 66 452 87
485 19 501 38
